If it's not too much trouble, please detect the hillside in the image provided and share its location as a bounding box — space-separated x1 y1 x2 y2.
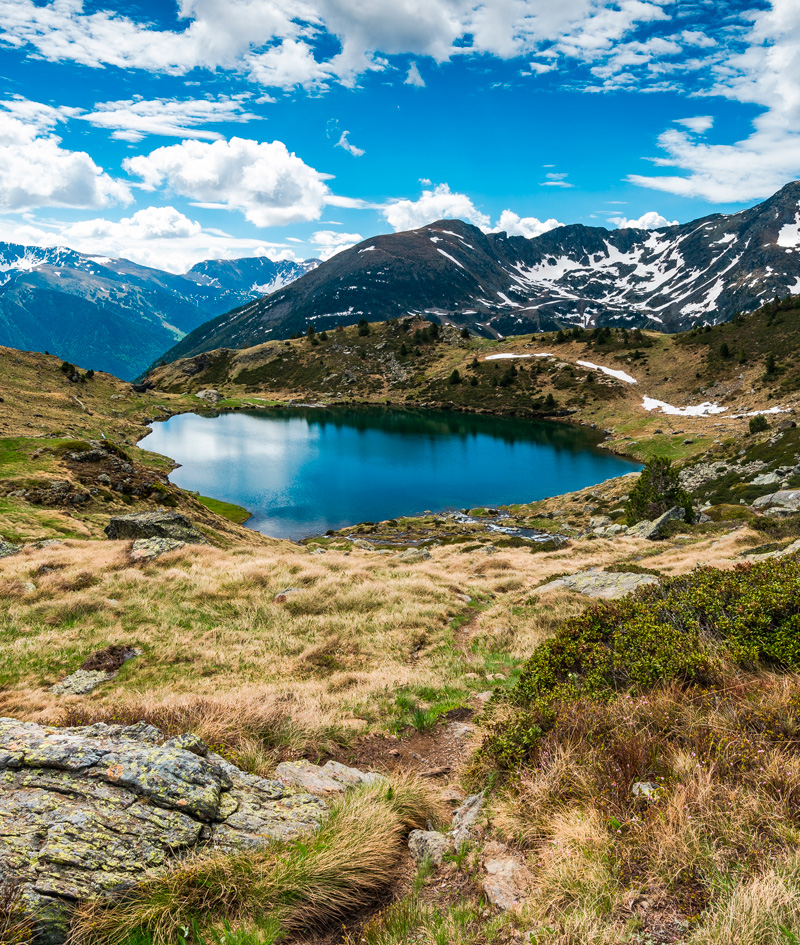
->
157 181 800 364
0 243 315 379
6 313 800 943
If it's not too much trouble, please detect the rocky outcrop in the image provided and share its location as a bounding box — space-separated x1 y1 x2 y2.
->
195 389 222 404
0 718 375 944
752 490 800 513
627 506 687 540
130 537 185 561
536 568 659 600
104 511 207 544
0 537 22 558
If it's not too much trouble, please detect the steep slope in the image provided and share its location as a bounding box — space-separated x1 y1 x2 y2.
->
0 245 315 379
158 181 800 364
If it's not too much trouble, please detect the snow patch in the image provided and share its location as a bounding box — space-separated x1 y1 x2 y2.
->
777 212 800 249
642 397 727 417
358 245 376 253
436 248 465 269
576 360 637 384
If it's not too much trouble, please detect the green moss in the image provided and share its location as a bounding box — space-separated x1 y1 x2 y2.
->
196 495 251 525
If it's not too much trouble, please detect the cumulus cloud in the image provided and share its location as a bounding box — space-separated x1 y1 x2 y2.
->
123 137 332 227
309 229 363 259
0 0 720 92
0 106 130 211
609 210 678 229
675 115 714 134
405 62 425 86
382 183 490 231
335 130 365 157
491 209 563 239
78 96 258 142
631 0 800 202
0 206 304 272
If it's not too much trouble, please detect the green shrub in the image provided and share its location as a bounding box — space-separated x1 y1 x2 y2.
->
483 558 800 769
448 369 461 385
749 415 769 434
625 456 693 525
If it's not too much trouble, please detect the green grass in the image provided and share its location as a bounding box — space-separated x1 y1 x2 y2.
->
196 495 251 525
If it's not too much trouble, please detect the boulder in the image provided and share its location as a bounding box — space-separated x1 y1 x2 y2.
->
395 547 431 562
481 841 530 911
536 569 658 600
195 389 222 404
752 490 800 513
0 537 22 559
627 506 686 540
0 718 376 944
50 669 116 695
408 829 451 865
130 537 185 561
104 511 207 544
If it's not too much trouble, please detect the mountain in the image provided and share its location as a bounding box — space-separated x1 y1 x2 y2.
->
157 181 800 365
0 245 316 380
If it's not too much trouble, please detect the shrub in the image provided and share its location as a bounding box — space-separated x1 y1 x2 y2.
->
460 327 470 339
448 369 461 385
625 456 693 525
720 342 731 358
483 558 800 769
358 319 370 337
749 415 769 434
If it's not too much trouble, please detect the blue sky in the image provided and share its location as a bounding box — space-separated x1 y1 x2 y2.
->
0 0 798 271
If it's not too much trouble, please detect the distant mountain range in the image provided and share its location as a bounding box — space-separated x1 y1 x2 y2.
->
158 181 800 365
0 246 316 379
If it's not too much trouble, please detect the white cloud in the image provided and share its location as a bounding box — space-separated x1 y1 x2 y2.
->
675 115 714 134
609 210 678 229
491 209 563 239
541 171 573 188
335 130 365 157
0 0 718 92
78 96 258 142
123 137 332 227
631 0 800 202
382 183 490 231
0 106 130 211
0 206 303 272
309 228 363 259
404 61 425 86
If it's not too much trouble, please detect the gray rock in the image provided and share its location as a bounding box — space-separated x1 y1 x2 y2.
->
0 537 22 559
482 842 530 911
408 829 451 865
104 511 207 544
452 793 484 845
627 506 686 540
751 471 781 486
631 781 660 801
589 515 612 528
395 547 431 562
0 718 376 943
130 537 186 561
536 569 658 600
274 760 346 795
195 388 222 404
752 490 800 512
50 670 115 695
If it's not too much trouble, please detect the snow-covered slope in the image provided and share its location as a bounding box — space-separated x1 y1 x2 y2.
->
159 181 800 364
0 246 316 379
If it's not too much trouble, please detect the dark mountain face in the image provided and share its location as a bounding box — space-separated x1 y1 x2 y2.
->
158 181 800 365
0 245 316 380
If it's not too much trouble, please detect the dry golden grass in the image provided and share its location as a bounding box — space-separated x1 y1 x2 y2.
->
71 774 443 945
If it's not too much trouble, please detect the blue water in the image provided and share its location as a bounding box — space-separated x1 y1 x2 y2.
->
140 407 639 540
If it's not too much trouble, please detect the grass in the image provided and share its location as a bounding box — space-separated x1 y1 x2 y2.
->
72 775 443 945
196 495 251 525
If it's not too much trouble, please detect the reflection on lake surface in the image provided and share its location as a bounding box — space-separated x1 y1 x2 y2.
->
140 406 640 540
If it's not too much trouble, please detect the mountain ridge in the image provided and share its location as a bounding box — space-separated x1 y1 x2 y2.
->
156 181 800 365
0 243 316 379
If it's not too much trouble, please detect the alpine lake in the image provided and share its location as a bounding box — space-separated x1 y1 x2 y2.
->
140 406 640 540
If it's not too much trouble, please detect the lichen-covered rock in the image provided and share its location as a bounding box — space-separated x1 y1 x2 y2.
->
50 669 116 696
0 718 375 943
627 506 687 540
452 793 484 845
752 489 800 513
130 537 186 561
408 829 451 865
195 389 222 404
395 547 431 562
536 569 659 600
104 511 207 544
0 537 22 558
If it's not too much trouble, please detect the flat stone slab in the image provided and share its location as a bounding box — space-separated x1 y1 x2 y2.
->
752 490 800 512
0 718 375 944
50 670 116 695
536 568 659 600
130 537 186 561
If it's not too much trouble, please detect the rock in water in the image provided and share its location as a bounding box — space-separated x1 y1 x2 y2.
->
0 717 380 943
104 511 207 543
